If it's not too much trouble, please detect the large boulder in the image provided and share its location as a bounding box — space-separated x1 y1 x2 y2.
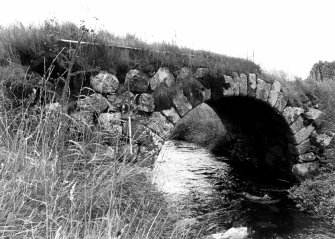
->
77 93 109 113
170 103 227 151
90 71 119 94
124 69 150 93
149 67 175 90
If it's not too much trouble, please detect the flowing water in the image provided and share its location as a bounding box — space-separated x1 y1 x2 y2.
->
152 140 335 239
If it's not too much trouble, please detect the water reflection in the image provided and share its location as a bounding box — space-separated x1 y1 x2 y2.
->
152 140 335 239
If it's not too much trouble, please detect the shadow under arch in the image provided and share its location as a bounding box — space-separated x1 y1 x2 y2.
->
169 96 297 182
209 96 295 181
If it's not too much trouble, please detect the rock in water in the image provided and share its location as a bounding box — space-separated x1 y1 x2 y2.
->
204 227 248 239
90 71 119 94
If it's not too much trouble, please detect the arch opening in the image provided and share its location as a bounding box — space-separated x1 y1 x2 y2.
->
208 96 295 180
170 95 297 182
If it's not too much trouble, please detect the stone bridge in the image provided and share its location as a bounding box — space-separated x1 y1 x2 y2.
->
68 67 333 181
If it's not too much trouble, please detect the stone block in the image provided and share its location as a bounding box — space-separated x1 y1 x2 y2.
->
177 67 193 81
288 139 311 155
274 92 288 113
255 78 266 100
262 82 272 102
172 92 193 117
223 75 239 96
70 110 94 126
255 78 271 102
150 67 175 91
90 71 119 94
138 112 174 139
247 73 257 97
292 162 318 180
303 107 325 127
283 107 305 125
122 121 152 145
77 93 109 113
124 69 150 93
137 93 155 112
161 107 181 124
98 112 122 129
202 88 212 102
291 125 315 145
238 73 248 96
195 67 209 79
297 152 316 163
289 116 304 134
268 81 282 107
311 131 335 148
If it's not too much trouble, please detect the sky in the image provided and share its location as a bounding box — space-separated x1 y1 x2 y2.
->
1 0 335 79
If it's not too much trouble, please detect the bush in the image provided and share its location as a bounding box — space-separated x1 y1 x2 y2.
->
288 172 335 224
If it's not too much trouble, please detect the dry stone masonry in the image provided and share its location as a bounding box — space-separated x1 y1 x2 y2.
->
64 66 333 181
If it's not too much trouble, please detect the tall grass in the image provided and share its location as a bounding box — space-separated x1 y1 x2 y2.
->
0 22 201 237
0 82 196 238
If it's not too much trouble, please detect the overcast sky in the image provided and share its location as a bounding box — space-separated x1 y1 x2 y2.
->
1 0 335 79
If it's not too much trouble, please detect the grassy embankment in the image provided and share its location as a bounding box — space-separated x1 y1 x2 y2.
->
0 21 262 238
263 71 335 224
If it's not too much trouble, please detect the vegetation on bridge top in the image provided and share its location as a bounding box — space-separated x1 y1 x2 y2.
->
0 20 261 80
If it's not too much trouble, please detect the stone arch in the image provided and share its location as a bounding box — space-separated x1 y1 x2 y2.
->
146 72 326 180
78 67 330 181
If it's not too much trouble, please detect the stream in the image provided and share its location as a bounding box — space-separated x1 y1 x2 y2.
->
152 140 335 239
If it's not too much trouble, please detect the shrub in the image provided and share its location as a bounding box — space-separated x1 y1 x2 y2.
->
288 172 335 224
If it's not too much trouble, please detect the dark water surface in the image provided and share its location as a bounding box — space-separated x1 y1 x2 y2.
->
152 140 335 239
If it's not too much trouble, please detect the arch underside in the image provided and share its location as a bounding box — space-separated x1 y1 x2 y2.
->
209 96 295 180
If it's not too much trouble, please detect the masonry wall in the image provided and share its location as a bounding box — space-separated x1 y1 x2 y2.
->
60 65 333 181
